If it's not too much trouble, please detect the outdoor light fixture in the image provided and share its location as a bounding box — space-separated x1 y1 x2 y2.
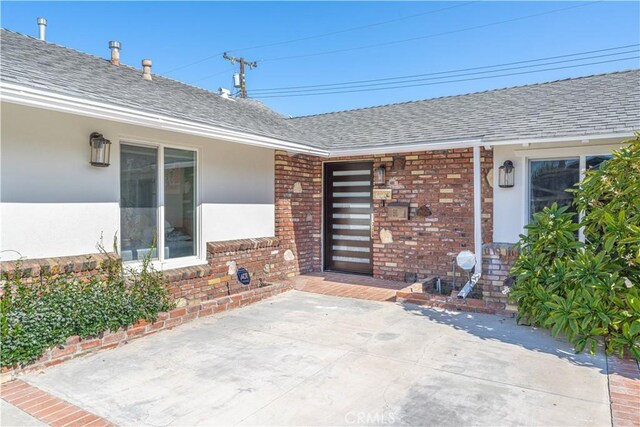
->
498 160 515 188
375 164 386 185
89 132 111 167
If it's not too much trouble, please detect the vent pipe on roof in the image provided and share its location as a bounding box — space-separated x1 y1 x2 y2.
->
219 87 231 99
37 17 47 41
109 41 121 66
142 59 152 81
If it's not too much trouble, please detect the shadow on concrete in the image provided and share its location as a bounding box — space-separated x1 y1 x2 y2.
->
399 301 608 374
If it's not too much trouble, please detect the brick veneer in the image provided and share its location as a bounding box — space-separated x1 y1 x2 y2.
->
0 238 296 304
274 151 323 275
165 237 296 304
396 290 514 316
1 282 292 381
0 252 115 280
273 147 493 282
481 242 519 305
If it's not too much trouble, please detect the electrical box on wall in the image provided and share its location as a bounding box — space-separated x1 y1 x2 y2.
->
387 203 409 221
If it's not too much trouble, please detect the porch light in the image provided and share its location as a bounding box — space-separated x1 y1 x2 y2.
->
375 165 386 185
89 132 111 167
498 160 515 188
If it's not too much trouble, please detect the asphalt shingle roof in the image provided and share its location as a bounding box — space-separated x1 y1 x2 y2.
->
2 29 639 151
292 70 640 149
0 29 319 148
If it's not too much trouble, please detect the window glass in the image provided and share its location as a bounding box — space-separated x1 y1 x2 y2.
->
529 158 580 219
586 154 613 171
120 144 158 261
164 148 197 259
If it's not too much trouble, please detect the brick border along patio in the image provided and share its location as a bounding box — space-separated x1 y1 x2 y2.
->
608 355 640 427
1 380 111 427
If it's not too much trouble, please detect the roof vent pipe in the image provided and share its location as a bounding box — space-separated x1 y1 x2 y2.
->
219 87 231 99
142 59 152 81
37 17 47 41
109 41 121 66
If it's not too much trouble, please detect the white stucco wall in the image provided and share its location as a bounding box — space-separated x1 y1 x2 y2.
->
492 137 630 243
0 103 275 262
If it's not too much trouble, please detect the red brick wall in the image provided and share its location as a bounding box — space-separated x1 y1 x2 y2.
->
274 151 322 274
273 147 494 283
0 238 298 305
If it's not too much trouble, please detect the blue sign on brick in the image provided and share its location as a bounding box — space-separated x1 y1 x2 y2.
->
237 267 251 285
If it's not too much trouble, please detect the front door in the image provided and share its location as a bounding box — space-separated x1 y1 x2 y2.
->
323 161 373 275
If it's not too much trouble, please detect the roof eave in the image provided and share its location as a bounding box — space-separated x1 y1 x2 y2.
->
0 82 330 157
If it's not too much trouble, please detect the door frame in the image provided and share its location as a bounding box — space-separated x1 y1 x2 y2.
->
322 160 374 275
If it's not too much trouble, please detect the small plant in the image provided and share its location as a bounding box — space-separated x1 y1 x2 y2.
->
0 242 173 368
510 133 640 360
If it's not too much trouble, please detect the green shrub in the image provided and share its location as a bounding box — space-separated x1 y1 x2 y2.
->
0 251 173 368
510 133 640 360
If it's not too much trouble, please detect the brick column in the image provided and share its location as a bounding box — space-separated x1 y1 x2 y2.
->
481 242 519 304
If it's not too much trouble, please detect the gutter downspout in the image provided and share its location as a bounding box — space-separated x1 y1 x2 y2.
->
473 145 483 274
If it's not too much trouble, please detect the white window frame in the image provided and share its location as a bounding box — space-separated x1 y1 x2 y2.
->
118 137 204 271
517 144 618 242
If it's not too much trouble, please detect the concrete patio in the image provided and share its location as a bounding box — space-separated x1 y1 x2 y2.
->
12 290 611 426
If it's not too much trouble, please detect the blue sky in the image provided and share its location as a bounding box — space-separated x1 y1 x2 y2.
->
2 1 639 116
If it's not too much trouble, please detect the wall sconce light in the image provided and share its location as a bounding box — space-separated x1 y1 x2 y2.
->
498 160 515 188
375 164 386 185
89 132 111 167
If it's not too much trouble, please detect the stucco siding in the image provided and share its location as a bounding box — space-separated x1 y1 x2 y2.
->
0 103 275 261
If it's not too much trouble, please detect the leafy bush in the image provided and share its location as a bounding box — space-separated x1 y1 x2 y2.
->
510 133 640 360
0 251 173 368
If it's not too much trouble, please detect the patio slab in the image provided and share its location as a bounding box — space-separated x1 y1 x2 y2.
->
19 290 610 426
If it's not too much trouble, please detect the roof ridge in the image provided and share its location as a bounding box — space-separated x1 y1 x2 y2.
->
289 68 639 119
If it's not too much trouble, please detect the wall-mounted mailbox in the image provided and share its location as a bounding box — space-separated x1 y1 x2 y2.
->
388 202 409 221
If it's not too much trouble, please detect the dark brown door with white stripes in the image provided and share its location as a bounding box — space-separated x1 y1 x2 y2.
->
323 161 373 275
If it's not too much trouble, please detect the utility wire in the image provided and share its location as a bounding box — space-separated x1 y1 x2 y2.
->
258 1 602 63
252 56 639 98
189 1 602 84
249 47 639 94
225 2 475 54
161 1 474 75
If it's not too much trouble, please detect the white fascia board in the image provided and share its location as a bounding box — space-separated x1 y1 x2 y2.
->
328 138 484 157
0 82 330 157
328 131 635 157
513 142 632 158
486 132 635 148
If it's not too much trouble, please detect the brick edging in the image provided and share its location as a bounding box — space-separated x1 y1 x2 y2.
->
396 291 515 316
607 354 640 427
1 282 292 382
1 379 112 426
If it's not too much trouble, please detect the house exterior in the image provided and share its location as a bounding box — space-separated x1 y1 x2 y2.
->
1 29 639 307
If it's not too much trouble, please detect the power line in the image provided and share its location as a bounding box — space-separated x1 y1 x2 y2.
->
161 1 474 75
225 2 475 54
252 56 639 98
258 1 602 63
188 1 603 84
249 47 639 95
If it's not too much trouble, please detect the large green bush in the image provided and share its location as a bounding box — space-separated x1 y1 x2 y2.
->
510 133 640 360
0 251 173 368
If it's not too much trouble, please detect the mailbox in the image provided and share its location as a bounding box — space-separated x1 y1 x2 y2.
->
388 203 409 221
